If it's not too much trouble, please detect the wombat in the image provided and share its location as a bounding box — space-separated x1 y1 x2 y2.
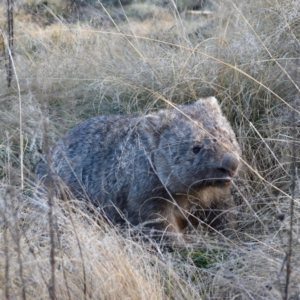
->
35 97 240 243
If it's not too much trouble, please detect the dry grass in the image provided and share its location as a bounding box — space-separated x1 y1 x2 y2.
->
0 0 300 298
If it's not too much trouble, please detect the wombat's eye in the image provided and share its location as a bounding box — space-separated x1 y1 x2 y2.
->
192 146 202 154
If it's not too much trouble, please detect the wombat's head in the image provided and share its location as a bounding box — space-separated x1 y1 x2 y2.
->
141 97 241 193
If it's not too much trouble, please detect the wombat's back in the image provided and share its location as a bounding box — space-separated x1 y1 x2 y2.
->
35 113 163 224
35 114 139 194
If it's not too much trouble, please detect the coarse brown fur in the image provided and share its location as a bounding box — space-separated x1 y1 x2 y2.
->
35 97 241 245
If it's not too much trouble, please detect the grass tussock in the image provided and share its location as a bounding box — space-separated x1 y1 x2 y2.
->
0 0 300 298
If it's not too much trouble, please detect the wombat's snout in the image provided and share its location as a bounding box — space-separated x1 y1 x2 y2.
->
220 153 239 178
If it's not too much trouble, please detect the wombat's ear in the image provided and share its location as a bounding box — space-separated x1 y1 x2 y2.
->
195 96 218 105
141 113 164 131
195 97 222 113
140 112 165 146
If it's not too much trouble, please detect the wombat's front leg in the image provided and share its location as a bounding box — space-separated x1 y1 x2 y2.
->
139 210 186 247
189 197 236 234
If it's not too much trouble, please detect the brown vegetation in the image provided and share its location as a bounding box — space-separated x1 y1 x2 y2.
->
0 0 300 299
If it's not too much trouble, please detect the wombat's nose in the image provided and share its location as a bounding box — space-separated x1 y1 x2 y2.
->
221 153 239 176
